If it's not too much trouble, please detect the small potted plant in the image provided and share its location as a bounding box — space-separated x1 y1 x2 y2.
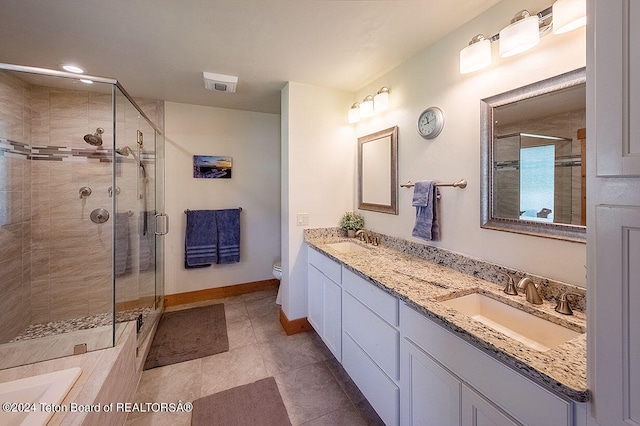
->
339 211 365 238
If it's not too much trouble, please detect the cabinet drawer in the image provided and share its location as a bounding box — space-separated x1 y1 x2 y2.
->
343 267 398 326
308 247 341 284
401 303 572 426
343 333 399 426
343 292 400 380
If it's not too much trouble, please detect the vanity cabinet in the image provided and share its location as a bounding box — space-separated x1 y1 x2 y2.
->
401 303 574 426
342 267 400 426
306 246 584 426
307 247 342 360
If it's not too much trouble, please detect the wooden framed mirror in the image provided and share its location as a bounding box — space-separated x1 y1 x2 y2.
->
358 126 398 214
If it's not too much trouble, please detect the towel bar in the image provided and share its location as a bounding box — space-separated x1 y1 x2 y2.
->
184 207 242 214
400 179 467 189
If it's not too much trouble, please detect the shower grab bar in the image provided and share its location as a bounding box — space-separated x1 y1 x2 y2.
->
184 207 243 214
400 179 467 189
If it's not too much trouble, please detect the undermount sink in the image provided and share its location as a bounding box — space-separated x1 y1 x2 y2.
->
326 241 369 254
441 293 582 352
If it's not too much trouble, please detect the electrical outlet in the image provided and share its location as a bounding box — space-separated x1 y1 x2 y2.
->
297 213 309 226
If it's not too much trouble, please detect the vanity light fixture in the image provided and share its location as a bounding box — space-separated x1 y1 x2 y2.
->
459 0 586 74
360 95 375 118
347 87 390 123
348 102 361 123
374 87 390 112
552 0 587 34
499 10 541 58
460 34 493 74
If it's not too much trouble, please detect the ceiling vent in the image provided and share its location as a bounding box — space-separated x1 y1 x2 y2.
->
203 72 238 93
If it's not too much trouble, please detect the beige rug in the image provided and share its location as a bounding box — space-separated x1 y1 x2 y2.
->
191 377 292 426
143 304 228 370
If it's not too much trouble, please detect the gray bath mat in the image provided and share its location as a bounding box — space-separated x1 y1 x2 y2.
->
191 377 291 426
143 304 229 370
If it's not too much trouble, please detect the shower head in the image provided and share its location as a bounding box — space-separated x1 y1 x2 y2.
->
84 128 104 146
115 145 139 162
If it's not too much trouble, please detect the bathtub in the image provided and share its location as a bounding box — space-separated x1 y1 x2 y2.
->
0 367 81 426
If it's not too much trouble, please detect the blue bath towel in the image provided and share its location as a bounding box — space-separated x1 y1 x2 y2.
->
412 181 440 241
216 209 240 264
185 210 218 267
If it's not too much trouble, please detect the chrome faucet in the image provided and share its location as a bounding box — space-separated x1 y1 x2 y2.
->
355 230 366 241
517 278 543 305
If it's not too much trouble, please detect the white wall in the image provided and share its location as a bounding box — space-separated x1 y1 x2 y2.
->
164 102 281 295
281 83 355 320
351 0 587 287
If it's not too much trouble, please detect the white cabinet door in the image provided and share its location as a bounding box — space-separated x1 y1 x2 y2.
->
462 385 521 426
323 277 342 359
401 338 461 426
307 264 324 335
307 252 342 360
588 1 640 425
593 206 640 425
592 0 640 176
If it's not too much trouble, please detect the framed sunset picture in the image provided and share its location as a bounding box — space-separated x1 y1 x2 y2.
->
193 155 233 179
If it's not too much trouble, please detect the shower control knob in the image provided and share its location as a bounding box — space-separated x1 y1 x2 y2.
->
90 208 110 224
79 187 92 198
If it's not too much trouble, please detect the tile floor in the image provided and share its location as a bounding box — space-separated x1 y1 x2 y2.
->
125 289 384 425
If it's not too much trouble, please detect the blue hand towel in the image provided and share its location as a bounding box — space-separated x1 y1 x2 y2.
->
185 210 218 267
412 181 440 241
216 209 240 264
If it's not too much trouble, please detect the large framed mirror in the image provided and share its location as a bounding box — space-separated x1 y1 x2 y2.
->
358 126 398 214
481 68 586 242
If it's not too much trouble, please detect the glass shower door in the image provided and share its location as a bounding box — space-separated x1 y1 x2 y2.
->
113 86 165 347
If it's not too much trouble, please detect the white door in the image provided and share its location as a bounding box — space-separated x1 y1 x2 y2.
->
588 1 640 425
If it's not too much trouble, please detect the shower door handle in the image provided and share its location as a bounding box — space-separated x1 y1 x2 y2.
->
155 213 169 235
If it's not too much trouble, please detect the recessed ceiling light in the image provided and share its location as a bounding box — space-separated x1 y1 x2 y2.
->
60 64 84 74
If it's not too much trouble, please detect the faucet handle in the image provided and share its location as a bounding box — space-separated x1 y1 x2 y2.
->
498 272 518 296
555 292 580 315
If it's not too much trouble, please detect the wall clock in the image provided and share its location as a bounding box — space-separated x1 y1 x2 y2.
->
417 106 444 140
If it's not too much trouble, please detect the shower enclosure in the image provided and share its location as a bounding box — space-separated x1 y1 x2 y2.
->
0 63 166 370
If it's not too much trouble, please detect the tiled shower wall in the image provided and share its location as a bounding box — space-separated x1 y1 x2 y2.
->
0 71 32 343
29 84 115 325
495 108 586 226
0 70 163 343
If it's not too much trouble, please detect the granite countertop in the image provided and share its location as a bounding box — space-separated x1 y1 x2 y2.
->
305 234 588 403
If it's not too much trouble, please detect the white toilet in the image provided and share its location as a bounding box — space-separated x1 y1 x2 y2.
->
273 261 282 305
272 261 282 280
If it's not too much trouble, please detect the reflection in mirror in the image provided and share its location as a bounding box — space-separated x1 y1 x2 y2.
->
481 68 586 242
358 126 398 214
